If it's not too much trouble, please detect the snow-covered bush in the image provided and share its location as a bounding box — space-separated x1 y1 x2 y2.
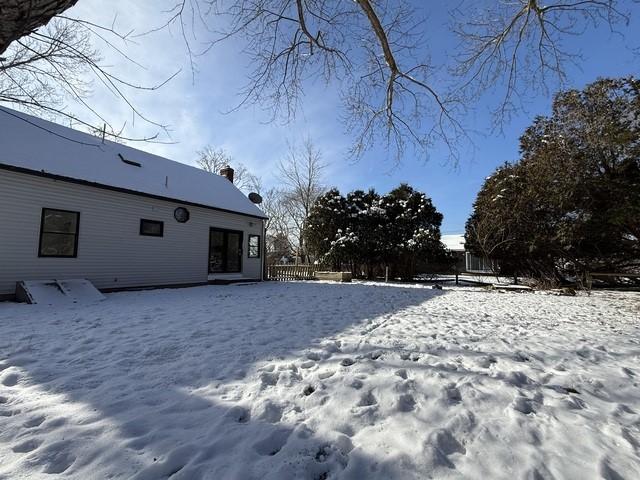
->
305 184 450 279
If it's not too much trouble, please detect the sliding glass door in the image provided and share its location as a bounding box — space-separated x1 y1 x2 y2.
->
209 228 243 273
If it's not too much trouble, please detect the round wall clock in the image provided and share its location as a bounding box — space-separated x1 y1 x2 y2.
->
174 207 190 223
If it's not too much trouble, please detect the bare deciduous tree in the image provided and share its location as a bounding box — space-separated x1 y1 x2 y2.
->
0 4 177 141
452 0 636 126
259 187 295 264
1 0 638 158
196 145 261 193
159 0 463 162
277 138 327 262
157 0 637 161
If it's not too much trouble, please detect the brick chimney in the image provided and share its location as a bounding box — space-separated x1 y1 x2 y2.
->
219 165 234 183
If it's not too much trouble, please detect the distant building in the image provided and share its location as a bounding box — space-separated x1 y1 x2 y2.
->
441 234 466 272
441 234 494 274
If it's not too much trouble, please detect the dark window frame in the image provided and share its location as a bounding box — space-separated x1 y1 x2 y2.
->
248 234 261 258
209 227 243 274
38 208 80 258
139 219 164 237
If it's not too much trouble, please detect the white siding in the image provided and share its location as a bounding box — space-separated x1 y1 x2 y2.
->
0 170 264 296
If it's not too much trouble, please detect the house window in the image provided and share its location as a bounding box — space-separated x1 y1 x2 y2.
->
209 228 243 273
39 208 80 257
248 234 260 258
140 219 164 237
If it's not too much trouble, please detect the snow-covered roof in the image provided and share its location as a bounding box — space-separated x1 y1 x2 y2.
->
0 107 266 218
441 234 465 251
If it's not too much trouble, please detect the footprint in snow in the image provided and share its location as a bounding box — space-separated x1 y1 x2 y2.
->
397 393 416 412
442 384 462 404
350 379 364 390
317 370 335 380
357 391 377 407
562 395 586 410
307 352 322 361
1 372 19 387
224 406 251 424
424 428 466 469
499 371 533 388
13 438 43 453
400 352 421 362
257 401 284 423
512 351 531 362
23 415 46 428
621 367 635 378
599 457 625 480
395 378 415 395
324 342 342 354
0 407 19 417
525 464 555 480
260 371 280 388
340 358 356 367
314 444 334 462
27 440 76 475
476 355 497 368
120 419 152 438
253 428 292 456
132 444 194 480
336 424 355 438
511 392 538 415
621 427 640 452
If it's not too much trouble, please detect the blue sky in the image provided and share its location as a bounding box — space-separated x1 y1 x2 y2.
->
63 1 640 234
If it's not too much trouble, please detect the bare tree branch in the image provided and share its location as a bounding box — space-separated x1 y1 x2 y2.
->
2 0 637 160
451 0 636 129
196 145 261 193
1 13 179 143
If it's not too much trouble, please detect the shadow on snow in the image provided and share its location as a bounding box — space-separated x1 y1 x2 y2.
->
0 281 445 479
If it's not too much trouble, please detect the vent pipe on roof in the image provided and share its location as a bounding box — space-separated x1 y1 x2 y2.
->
118 153 141 167
219 165 234 183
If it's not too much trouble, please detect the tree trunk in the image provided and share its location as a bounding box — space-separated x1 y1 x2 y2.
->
0 0 78 55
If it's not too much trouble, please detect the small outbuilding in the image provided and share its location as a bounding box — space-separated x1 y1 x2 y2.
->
0 107 267 300
441 234 494 274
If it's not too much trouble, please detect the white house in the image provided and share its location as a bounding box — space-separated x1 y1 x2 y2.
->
441 234 494 273
441 234 466 253
0 107 267 300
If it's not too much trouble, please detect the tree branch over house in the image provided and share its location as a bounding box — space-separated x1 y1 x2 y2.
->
1 0 638 158
0 1 178 143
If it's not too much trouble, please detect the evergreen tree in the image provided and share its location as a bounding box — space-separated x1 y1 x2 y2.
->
304 189 348 269
466 77 640 283
305 184 447 279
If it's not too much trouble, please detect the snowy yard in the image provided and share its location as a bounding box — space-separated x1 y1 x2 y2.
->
0 282 639 479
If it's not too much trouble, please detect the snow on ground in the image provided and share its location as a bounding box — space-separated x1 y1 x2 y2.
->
0 281 639 479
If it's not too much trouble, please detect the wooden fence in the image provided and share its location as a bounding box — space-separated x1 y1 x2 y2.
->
267 264 316 281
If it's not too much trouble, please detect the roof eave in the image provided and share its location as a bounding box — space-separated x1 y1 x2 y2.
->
0 163 268 220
